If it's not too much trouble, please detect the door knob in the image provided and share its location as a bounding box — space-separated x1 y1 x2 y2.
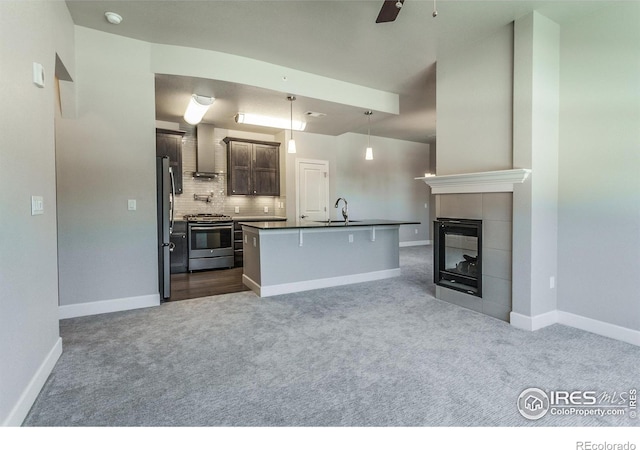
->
301 215 308 219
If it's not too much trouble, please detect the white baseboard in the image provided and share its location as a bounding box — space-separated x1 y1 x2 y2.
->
511 310 639 347
510 310 558 331
557 311 640 347
400 240 432 247
58 294 160 319
244 268 402 297
2 337 62 426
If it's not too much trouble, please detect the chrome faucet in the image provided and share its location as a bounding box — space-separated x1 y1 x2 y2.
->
334 197 349 224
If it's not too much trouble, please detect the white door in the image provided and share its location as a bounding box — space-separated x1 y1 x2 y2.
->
296 159 330 222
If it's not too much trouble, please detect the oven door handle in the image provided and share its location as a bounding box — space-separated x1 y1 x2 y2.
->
189 225 233 231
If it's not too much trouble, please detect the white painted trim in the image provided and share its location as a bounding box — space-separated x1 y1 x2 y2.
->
400 240 432 247
244 268 401 298
416 169 531 194
510 310 558 331
58 294 160 319
557 311 640 347
2 337 62 426
510 310 639 347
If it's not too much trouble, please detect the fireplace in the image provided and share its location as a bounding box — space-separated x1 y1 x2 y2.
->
434 218 482 297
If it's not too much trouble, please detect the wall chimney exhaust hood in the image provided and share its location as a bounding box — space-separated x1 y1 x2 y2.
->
194 124 218 179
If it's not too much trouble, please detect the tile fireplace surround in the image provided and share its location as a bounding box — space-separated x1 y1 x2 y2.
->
435 192 513 321
417 169 531 322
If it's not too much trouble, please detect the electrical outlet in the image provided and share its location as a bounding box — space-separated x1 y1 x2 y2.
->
264 206 269 213
253 237 257 247
31 196 44 215
348 234 354 243
235 206 240 213
415 228 418 234
550 276 555 289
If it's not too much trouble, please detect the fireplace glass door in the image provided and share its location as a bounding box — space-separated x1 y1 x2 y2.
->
434 218 482 297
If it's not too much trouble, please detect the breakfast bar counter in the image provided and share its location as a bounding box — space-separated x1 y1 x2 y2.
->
240 219 418 297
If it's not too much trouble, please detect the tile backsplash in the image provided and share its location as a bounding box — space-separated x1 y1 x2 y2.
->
172 124 287 219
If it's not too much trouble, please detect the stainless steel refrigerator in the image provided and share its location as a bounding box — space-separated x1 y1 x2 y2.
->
156 156 175 300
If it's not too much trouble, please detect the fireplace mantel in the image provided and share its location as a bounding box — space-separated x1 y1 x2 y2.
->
415 169 531 194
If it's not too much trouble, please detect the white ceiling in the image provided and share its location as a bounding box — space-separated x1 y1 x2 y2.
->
65 0 613 143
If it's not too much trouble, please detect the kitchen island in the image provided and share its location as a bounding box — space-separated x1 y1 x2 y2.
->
240 219 419 297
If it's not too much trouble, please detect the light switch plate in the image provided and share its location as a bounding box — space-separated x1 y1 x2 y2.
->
263 206 269 213
235 206 240 213
33 62 45 88
31 196 44 215
128 199 136 211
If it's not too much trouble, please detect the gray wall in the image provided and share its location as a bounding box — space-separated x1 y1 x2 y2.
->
0 1 74 425
56 27 158 307
436 23 514 175
283 132 431 243
335 133 430 242
557 3 640 331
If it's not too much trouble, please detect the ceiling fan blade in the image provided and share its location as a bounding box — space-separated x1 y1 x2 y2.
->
376 0 404 23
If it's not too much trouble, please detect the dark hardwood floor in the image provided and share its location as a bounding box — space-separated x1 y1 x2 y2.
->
168 267 249 301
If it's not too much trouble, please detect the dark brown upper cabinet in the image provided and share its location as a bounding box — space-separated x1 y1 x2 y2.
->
224 137 280 196
156 128 185 195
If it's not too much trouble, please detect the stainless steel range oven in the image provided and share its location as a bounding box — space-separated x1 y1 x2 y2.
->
185 214 234 271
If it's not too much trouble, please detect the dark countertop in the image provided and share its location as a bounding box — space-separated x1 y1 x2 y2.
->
239 219 420 230
231 216 287 221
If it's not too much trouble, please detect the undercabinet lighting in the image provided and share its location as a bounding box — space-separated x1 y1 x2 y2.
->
184 94 215 125
235 113 306 131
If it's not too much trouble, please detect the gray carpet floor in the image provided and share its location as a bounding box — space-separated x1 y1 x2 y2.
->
24 246 640 426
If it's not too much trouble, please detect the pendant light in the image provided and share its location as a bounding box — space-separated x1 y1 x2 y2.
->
287 96 297 154
365 110 373 160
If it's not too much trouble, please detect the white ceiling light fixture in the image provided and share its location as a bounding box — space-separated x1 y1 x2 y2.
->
104 12 123 25
234 113 306 131
365 110 373 161
184 94 214 125
287 96 297 154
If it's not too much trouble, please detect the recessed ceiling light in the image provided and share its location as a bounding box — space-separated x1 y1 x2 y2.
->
105 12 123 25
